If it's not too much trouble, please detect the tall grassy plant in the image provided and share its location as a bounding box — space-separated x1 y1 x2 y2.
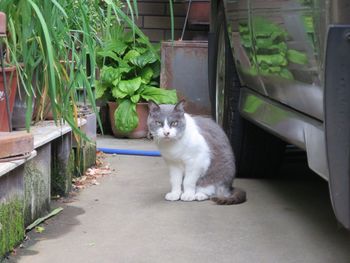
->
0 0 175 135
0 0 107 134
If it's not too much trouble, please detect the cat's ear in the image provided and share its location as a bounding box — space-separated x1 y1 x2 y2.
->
174 99 186 113
148 100 160 113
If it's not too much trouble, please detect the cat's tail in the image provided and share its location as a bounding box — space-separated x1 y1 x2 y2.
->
211 187 246 205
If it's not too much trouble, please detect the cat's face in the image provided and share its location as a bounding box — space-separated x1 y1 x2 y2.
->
147 100 186 141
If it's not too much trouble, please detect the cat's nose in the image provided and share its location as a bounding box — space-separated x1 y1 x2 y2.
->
163 131 170 136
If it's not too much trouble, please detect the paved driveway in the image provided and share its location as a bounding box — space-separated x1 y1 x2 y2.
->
6 137 350 263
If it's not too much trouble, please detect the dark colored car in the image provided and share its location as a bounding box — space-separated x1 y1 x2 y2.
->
208 0 350 228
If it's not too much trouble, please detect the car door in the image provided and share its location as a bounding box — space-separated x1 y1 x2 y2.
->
249 0 326 121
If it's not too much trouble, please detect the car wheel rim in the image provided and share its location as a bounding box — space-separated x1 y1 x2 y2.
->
215 23 226 127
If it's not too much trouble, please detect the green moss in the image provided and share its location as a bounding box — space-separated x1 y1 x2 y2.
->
76 143 96 176
52 149 75 196
67 149 75 180
83 143 97 171
0 198 24 258
24 162 50 226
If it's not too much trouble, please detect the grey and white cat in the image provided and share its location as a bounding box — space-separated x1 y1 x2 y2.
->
147 100 246 205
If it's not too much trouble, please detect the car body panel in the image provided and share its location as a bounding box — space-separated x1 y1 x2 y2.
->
220 0 350 172
211 0 350 228
250 0 325 120
239 87 328 180
224 0 327 120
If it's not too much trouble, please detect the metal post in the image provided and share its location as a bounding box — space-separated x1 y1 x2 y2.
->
180 0 193 41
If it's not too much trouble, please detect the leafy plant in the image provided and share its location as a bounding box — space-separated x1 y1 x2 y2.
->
0 0 153 131
96 27 177 133
239 17 308 80
0 0 107 135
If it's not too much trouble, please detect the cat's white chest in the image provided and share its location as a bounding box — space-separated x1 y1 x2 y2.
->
157 114 211 170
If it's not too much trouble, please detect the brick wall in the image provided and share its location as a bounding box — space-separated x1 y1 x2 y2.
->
131 0 209 42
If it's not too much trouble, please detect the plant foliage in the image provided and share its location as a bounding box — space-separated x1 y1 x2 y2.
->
0 0 151 137
96 27 177 133
239 17 308 80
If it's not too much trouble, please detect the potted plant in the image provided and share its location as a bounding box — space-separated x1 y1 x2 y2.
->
0 1 88 130
96 27 178 138
0 0 176 135
0 0 108 133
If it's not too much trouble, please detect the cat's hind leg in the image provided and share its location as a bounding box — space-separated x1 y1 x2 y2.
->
195 185 215 201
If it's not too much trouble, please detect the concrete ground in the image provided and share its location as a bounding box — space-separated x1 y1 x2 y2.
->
5 136 350 263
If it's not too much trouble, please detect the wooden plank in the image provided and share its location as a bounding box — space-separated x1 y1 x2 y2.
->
0 131 34 159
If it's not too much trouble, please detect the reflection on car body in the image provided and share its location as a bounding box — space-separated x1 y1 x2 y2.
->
209 0 350 228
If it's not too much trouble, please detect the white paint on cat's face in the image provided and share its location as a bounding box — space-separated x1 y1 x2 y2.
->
155 119 178 140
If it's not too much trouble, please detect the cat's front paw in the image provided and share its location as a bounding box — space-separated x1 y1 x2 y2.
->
165 191 181 201
181 192 196 201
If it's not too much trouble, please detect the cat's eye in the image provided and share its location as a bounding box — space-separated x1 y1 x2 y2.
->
171 121 178 127
155 121 162 126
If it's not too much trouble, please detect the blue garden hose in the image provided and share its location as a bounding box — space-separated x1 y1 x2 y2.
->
97 147 161 157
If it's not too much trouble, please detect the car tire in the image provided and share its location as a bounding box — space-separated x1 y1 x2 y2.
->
209 2 286 177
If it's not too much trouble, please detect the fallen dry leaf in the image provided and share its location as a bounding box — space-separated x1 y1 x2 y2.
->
72 151 112 190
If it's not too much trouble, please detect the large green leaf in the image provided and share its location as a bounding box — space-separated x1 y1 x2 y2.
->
133 46 148 54
118 77 142 96
287 49 308 65
303 16 315 34
151 62 160 79
112 86 128 99
279 68 294 80
97 39 128 66
122 31 135 43
101 66 122 85
136 36 152 46
256 41 287 53
115 56 131 69
268 66 282 73
105 39 128 55
140 66 154 84
253 17 287 39
130 51 158 68
105 1 158 56
115 100 139 133
131 94 141 103
95 82 108 99
255 38 274 49
97 50 120 62
240 34 252 48
140 86 178 104
257 54 287 66
123 50 141 61
239 23 249 34
101 66 132 86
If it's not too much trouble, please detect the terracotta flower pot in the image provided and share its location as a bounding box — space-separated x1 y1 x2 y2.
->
0 66 18 131
12 84 35 129
108 101 149 139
